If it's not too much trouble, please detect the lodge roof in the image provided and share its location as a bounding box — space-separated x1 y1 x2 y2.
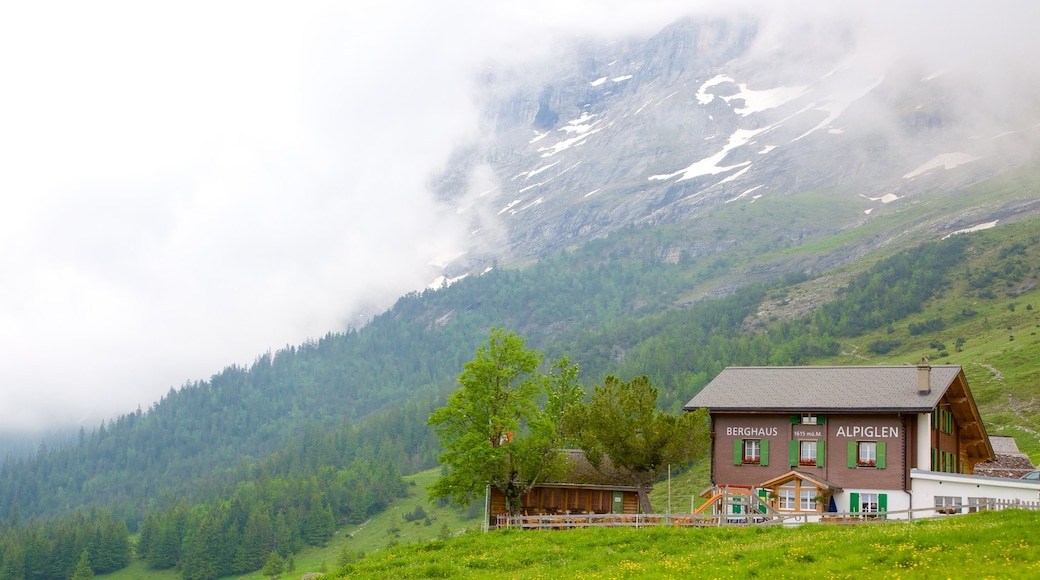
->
559 449 640 488
683 364 964 413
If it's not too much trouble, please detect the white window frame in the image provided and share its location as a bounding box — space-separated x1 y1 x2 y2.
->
743 439 761 463
935 496 962 514
860 493 879 514
857 441 877 467
799 440 817 466
799 489 817 511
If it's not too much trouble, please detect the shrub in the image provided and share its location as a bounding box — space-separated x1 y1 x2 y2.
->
867 339 901 354
403 505 428 522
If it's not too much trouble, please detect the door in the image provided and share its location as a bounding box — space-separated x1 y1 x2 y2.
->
612 491 625 514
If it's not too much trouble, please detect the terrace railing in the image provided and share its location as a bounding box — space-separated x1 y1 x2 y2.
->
494 500 1040 530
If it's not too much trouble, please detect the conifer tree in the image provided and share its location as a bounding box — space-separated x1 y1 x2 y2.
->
70 549 93 580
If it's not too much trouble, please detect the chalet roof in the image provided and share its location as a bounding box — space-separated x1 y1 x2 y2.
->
556 449 641 488
684 364 963 413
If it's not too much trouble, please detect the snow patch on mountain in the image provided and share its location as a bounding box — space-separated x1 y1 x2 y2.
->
903 152 980 178
726 184 764 203
941 220 999 239
537 114 611 157
696 74 732 105
648 126 769 181
792 77 884 141
723 83 808 116
860 193 901 203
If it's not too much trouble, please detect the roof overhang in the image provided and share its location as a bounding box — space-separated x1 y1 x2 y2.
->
758 469 843 492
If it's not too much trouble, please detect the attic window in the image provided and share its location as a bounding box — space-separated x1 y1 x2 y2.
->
802 415 817 425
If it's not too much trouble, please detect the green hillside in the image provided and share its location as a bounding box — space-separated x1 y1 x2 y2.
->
1 173 1039 578
330 509 1040 579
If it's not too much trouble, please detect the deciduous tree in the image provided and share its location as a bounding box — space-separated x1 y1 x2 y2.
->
428 329 572 514
565 375 709 513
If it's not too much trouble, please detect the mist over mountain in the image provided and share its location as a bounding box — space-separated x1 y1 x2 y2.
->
2 8 1040 578
437 12 1040 281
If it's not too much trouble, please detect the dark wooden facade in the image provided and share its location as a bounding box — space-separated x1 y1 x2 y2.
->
488 484 640 518
486 450 644 522
686 364 996 515
712 412 912 492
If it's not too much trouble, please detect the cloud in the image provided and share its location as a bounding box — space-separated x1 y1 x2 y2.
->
1 0 1038 433
0 0 713 433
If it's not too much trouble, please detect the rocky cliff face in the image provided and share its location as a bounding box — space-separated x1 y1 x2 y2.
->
435 15 1040 280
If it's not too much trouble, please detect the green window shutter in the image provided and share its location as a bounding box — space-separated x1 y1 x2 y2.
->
848 441 858 468
757 489 768 513
850 492 860 513
760 440 770 466
816 415 826 425
878 493 888 519
789 440 798 467
932 411 938 429
817 440 825 467
734 439 744 466
790 415 800 424
876 442 887 469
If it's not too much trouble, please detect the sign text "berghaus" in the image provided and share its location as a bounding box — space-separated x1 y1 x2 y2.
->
726 427 779 437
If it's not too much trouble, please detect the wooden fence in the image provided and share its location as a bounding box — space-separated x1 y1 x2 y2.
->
494 499 1040 530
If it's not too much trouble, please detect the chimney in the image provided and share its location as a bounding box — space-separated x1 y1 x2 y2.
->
917 357 931 394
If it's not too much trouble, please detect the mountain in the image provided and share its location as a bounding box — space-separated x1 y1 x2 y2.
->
437 17 1040 285
1 12 1039 579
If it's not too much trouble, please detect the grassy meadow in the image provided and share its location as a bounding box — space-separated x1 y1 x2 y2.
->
331 509 1040 579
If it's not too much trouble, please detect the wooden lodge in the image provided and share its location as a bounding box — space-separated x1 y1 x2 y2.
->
684 361 1040 519
487 450 642 525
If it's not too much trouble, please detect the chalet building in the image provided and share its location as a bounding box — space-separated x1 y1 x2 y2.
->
487 450 642 525
684 361 1040 518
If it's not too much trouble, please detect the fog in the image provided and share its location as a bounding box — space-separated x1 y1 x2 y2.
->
1 0 1037 434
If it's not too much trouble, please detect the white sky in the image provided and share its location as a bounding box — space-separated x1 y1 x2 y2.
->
0 0 707 433
1 0 1038 433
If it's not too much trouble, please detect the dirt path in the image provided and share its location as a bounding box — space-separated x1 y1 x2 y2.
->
976 363 1004 381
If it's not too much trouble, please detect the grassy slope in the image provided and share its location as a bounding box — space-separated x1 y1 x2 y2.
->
815 217 1040 461
101 469 484 580
333 509 1040 579
99 168 1040 579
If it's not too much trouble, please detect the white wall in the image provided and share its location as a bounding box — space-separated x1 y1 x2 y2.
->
910 469 1040 512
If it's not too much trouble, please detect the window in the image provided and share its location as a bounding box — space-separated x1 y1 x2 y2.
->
733 439 769 466
935 496 962 514
967 497 990 513
849 492 887 518
932 408 954 434
744 439 760 463
858 442 876 466
789 440 825 467
860 493 879 514
800 490 818 511
799 441 817 466
772 481 823 512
